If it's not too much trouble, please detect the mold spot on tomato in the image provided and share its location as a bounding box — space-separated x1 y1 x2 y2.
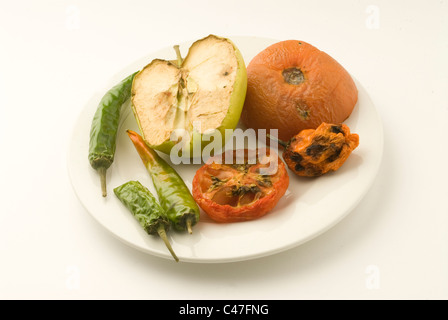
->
294 163 305 171
290 152 303 162
306 144 326 158
295 101 310 120
330 125 344 135
282 67 305 85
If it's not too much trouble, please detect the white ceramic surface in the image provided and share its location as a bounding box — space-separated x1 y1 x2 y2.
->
68 36 383 263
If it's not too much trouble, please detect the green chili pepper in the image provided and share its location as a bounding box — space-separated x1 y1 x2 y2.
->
127 130 200 234
114 180 179 262
88 72 138 197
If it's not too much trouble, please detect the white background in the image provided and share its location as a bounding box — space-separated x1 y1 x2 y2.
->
1 0 447 300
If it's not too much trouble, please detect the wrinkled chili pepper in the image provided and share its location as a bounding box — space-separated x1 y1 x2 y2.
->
269 122 359 177
127 130 200 233
114 180 178 262
88 72 138 197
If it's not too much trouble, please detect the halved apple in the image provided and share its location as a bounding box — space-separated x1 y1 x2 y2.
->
131 34 247 158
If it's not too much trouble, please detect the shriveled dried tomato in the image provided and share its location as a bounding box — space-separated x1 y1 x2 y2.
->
192 149 289 223
281 122 359 177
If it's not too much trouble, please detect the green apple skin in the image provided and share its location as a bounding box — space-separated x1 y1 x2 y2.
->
131 35 247 159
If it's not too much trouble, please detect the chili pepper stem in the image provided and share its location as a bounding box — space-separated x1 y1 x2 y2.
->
157 225 179 262
186 218 193 234
98 167 107 197
266 134 288 148
173 45 183 66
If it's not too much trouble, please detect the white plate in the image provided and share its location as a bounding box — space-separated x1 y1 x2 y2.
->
68 36 383 263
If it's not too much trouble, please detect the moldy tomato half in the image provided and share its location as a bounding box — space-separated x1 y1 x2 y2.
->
192 149 289 223
241 40 358 142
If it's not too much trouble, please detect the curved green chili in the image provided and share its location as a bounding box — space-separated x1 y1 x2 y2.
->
88 72 138 197
126 130 200 233
114 180 178 262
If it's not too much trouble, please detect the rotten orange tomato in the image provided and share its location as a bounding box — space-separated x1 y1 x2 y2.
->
192 149 289 223
281 123 359 177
